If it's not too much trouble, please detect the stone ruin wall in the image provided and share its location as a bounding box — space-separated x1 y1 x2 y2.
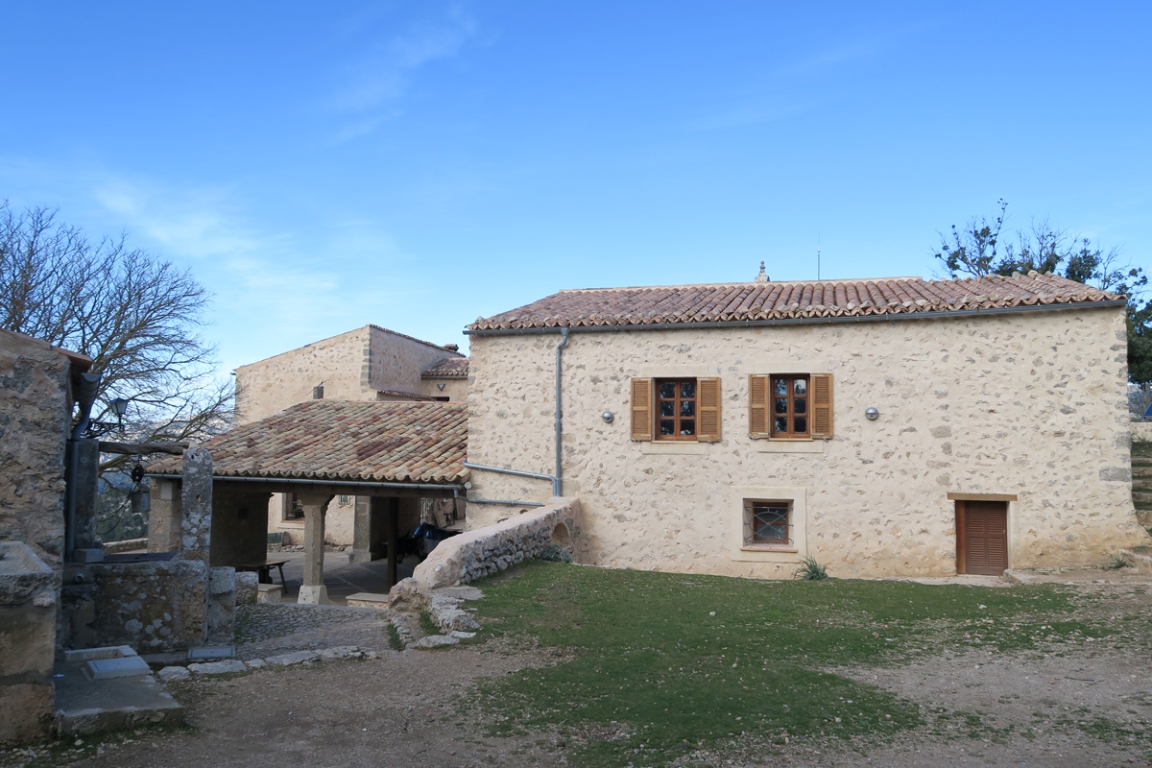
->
0 332 72 575
466 306 1147 579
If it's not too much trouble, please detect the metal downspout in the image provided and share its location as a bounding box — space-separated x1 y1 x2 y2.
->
554 327 569 496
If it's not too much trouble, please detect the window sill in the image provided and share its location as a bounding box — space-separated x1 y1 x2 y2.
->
752 439 825 454
277 520 306 528
641 441 711 455
741 545 798 554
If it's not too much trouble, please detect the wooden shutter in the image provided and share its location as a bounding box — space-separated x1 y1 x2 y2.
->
748 374 769 437
697 377 721 442
810 373 833 438
630 378 653 441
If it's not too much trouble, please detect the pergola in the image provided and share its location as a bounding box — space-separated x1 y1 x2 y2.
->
147 399 468 602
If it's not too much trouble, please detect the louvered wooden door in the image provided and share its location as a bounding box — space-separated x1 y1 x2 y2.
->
957 501 1008 575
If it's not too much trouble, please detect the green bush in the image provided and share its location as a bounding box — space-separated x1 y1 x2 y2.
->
538 544 573 563
793 555 829 581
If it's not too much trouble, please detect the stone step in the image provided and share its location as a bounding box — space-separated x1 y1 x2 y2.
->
1132 491 1152 504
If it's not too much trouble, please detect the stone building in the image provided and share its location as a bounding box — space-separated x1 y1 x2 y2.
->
463 272 1148 579
233 324 467 546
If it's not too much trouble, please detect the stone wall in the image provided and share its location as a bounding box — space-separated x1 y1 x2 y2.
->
406 498 579 592
1133 422 1152 443
59 558 213 653
0 330 74 576
466 306 1147 578
0 542 57 745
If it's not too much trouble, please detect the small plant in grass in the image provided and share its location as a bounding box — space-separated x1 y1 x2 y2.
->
1104 554 1130 570
538 544 574 563
386 622 404 651
793 555 829 580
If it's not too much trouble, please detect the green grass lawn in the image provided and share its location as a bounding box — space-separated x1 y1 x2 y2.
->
467 562 1111 767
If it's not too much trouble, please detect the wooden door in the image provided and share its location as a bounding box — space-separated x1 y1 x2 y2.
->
956 500 1008 576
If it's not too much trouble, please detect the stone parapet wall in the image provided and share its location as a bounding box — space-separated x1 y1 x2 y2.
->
403 498 579 593
0 542 57 745
1133 422 1152 443
59 558 231 653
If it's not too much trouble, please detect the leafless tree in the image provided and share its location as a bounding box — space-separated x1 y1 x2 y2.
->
0 201 233 475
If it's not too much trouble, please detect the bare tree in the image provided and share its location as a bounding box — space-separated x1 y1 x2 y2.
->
0 201 233 471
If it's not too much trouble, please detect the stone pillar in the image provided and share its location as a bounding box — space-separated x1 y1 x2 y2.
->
180 446 213 563
385 497 399 589
349 496 378 564
148 479 182 553
298 491 333 604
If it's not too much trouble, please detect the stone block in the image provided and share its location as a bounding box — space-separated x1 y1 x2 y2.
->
256 583 281 603
88 655 151 680
187 659 247 676
297 585 328 605
235 572 259 605
157 666 191 682
74 548 105 563
345 592 390 610
316 646 363 660
412 634 458 649
187 646 234 661
264 650 318 666
387 578 426 612
245 659 267 670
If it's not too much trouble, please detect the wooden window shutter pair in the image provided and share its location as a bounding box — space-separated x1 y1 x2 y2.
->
630 378 722 442
747 373 833 438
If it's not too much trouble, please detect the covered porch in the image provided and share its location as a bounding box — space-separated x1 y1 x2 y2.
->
147 399 468 604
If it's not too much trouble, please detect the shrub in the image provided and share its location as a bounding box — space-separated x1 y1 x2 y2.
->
538 544 574 563
1104 554 1131 570
793 556 829 581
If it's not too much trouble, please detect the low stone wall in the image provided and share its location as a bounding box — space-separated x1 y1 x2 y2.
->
1133 422 1152 443
59 559 235 653
402 497 580 594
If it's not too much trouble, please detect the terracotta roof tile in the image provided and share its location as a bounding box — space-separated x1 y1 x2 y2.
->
468 274 1123 332
421 357 470 379
148 400 467 484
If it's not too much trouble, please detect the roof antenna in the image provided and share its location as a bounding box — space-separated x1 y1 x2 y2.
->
817 233 821 281
755 261 769 283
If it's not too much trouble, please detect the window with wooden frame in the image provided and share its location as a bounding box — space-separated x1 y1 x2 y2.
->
749 373 833 439
630 377 721 442
743 499 792 548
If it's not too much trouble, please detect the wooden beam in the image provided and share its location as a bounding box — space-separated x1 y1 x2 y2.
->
100 440 188 455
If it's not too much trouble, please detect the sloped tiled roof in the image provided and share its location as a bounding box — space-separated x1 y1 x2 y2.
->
421 357 470 379
148 400 467 484
468 274 1124 332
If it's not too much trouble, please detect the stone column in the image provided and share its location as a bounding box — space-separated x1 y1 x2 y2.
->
180 446 213 563
348 496 377 564
298 491 333 604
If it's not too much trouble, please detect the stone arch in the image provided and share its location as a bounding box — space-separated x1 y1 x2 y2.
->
551 521 571 549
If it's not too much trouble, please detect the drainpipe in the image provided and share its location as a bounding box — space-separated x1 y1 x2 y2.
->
65 372 101 561
554 328 569 497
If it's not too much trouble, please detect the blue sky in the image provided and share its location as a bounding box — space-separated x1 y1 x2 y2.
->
2 1 1149 372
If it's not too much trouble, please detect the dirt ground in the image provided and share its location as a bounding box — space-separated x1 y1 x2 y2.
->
5 571 1152 768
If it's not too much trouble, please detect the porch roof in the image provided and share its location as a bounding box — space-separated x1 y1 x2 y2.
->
148 400 467 485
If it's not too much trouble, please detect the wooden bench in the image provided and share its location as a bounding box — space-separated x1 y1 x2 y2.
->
235 560 288 588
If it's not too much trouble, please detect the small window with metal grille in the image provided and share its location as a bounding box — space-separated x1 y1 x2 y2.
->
743 500 792 548
337 495 353 506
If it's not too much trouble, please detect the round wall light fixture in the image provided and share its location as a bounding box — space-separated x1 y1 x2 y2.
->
601 411 615 423
865 407 880 421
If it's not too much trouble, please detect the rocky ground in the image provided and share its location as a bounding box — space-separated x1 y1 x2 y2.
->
4 571 1152 768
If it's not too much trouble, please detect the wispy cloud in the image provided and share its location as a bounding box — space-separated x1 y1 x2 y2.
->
329 4 477 141
89 176 420 370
